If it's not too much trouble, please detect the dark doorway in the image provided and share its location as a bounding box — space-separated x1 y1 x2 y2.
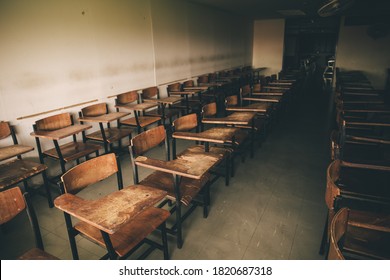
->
283 17 340 71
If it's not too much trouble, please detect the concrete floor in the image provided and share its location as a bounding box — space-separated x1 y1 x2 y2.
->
1 74 332 260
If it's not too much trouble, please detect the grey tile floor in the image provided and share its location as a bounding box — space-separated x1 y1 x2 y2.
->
0 77 333 260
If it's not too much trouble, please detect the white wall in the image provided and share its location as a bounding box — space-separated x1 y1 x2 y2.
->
252 19 285 76
336 17 390 88
0 0 253 150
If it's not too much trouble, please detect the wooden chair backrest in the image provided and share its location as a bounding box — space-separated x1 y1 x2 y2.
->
141 86 159 100
130 125 166 156
225 95 239 106
0 187 26 225
0 186 46 252
35 113 72 131
240 84 251 97
61 153 119 195
167 82 181 93
116 90 139 105
325 160 341 211
330 130 340 161
183 80 195 87
252 83 261 92
81 103 108 117
197 75 209 84
0 121 12 140
202 102 217 118
325 160 341 241
173 113 198 132
328 207 349 260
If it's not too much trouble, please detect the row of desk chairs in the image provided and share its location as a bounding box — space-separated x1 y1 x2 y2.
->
322 70 390 260
1 70 300 259
0 70 259 211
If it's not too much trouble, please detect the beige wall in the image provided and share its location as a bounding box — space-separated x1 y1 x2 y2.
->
252 19 285 76
336 17 390 88
0 0 252 148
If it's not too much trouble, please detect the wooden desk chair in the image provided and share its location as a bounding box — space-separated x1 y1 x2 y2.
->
252 83 290 104
79 103 133 154
202 102 252 170
140 86 181 125
224 95 268 146
319 160 390 255
337 119 390 167
1 121 53 207
183 79 215 104
227 85 271 139
328 208 390 260
129 125 217 248
167 82 201 115
172 113 232 186
0 187 59 259
115 90 161 134
32 113 101 181
57 153 170 260
241 84 282 117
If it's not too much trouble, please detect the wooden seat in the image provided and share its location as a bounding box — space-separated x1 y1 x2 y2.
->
0 121 52 208
336 118 390 168
32 113 101 179
172 113 232 186
202 102 252 165
197 73 225 109
140 86 181 124
225 94 268 143
184 79 216 104
319 159 390 255
328 208 390 260
0 187 59 259
57 153 170 260
79 103 133 154
167 82 201 114
115 90 161 133
129 125 221 248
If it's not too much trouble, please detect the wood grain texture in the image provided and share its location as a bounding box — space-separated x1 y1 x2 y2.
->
0 187 25 224
172 113 198 132
0 145 34 161
35 113 73 131
61 153 118 194
135 152 221 180
81 103 108 117
0 121 12 140
42 142 101 162
202 112 256 125
141 86 159 99
31 124 92 140
54 184 167 234
173 127 238 144
116 90 139 105
0 159 47 189
73 207 169 257
130 125 166 155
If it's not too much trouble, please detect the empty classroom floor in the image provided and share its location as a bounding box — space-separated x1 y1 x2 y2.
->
1 78 332 260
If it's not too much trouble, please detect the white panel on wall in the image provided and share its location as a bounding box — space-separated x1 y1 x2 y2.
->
151 0 191 86
187 3 216 77
336 17 390 89
213 11 232 71
0 0 155 145
0 0 254 147
252 19 285 76
89 0 155 93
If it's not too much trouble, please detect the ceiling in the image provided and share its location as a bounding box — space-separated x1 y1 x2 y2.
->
185 0 390 20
